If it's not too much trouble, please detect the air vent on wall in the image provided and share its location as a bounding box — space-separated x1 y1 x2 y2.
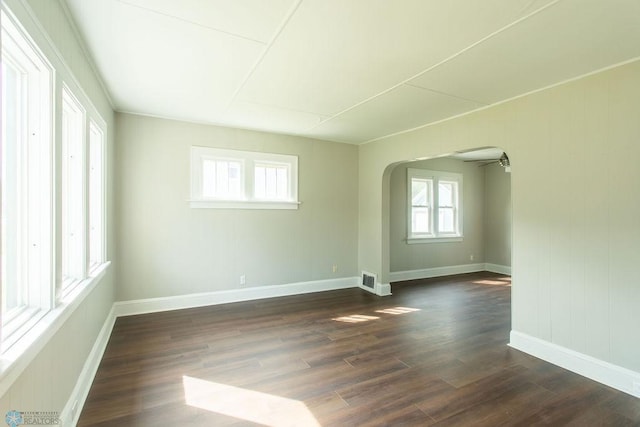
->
361 271 377 289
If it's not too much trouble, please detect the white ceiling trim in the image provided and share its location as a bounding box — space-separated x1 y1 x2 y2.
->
363 54 640 145
305 0 563 135
227 0 304 109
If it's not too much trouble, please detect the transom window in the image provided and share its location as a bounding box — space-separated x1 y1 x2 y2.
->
190 146 298 209
407 168 462 242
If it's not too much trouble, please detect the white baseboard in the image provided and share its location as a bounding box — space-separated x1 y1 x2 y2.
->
389 263 486 282
485 263 512 275
60 306 117 426
510 331 640 399
114 276 359 317
358 283 392 296
390 263 511 282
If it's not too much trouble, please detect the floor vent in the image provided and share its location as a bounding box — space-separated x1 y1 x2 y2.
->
361 271 377 289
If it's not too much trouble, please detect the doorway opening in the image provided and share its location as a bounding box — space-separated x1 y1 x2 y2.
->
386 147 512 284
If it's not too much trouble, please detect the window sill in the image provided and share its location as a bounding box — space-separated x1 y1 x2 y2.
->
189 199 300 210
0 261 111 396
407 236 463 244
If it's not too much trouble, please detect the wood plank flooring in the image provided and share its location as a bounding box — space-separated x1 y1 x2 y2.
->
78 273 640 426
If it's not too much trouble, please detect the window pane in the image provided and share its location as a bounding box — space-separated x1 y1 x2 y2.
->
89 122 105 268
202 159 242 198
1 59 24 316
439 181 454 206
202 159 216 197
439 207 455 233
228 162 241 196
255 166 266 198
411 179 428 206
412 207 430 233
1 12 54 334
216 161 229 195
265 166 277 198
61 88 85 287
255 164 288 200
276 167 287 199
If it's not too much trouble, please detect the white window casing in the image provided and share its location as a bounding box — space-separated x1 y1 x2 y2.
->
1 8 54 348
0 4 110 367
190 146 299 210
407 168 463 243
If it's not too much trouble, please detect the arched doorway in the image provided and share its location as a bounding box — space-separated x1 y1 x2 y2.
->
384 147 512 287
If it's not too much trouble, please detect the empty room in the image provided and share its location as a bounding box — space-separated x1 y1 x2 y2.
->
1 0 639 426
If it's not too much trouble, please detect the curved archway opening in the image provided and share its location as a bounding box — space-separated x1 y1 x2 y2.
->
382 146 512 292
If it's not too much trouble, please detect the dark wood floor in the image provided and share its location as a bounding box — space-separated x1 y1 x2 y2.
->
78 272 640 426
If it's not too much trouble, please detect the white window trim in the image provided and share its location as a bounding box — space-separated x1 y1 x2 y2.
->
88 120 107 272
61 84 87 297
407 168 463 243
1 6 55 346
190 146 300 210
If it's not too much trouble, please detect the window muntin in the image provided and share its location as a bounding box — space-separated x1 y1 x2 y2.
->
190 147 298 209
407 169 462 241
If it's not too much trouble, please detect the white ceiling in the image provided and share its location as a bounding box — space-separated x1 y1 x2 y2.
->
64 0 640 145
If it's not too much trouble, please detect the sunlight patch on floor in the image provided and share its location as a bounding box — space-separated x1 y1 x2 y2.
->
183 376 320 427
332 314 379 323
375 307 421 315
473 279 511 286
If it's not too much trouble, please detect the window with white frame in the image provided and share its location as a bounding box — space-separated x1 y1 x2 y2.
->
1 10 54 346
407 168 463 242
89 121 106 270
61 86 86 294
190 146 298 209
1 6 109 355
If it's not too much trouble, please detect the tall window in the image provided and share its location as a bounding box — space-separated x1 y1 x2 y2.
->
1 10 53 345
61 87 86 294
407 168 462 241
89 121 106 270
190 147 298 209
1 5 109 365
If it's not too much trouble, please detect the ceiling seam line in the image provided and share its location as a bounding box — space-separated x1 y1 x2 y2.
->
360 54 640 145
305 0 565 133
116 0 267 44
226 0 305 109
403 83 488 105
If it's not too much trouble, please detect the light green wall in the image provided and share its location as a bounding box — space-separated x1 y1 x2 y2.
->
389 158 486 272
484 163 511 267
115 113 359 301
0 0 116 418
359 60 640 372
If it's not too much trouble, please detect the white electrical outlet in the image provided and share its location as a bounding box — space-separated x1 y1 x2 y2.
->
332 264 338 273
240 275 246 285
470 254 474 261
